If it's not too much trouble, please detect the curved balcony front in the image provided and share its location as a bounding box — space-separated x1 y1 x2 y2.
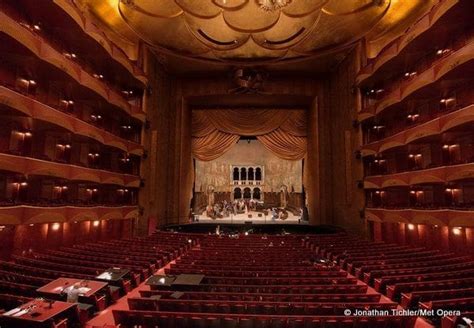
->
361 103 474 156
0 205 138 225
0 10 146 121
359 40 474 122
0 86 143 156
357 0 459 85
364 162 474 189
52 0 147 85
0 153 140 188
366 207 474 227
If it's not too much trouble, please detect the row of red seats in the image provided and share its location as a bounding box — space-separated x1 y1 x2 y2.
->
308 234 474 326
164 267 345 277
113 233 413 328
113 310 416 328
401 287 474 309
127 297 397 315
0 231 200 326
138 290 381 303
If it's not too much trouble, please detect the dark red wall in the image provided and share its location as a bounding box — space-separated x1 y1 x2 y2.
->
370 221 474 254
0 219 134 260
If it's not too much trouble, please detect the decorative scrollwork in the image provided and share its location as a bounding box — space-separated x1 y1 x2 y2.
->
258 0 292 12
229 68 267 94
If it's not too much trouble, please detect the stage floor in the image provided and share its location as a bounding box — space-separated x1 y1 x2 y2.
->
195 210 304 224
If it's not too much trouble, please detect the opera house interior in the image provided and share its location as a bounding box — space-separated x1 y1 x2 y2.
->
0 0 473 327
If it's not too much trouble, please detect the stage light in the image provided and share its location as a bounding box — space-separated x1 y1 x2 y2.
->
452 227 462 235
244 232 249 236
408 224 415 231
188 239 192 244
93 220 100 227
51 223 60 231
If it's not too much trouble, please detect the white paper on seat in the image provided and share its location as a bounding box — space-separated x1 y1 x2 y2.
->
2 307 21 316
12 309 28 317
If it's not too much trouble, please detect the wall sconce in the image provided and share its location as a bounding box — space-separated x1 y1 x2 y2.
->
51 223 61 231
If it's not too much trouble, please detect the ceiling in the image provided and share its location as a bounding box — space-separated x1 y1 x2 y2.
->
78 0 436 73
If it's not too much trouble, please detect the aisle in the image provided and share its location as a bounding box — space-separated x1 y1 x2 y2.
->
85 251 188 327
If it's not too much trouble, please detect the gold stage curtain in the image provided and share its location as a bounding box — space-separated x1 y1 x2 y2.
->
193 109 305 136
257 129 307 161
192 109 307 161
192 112 216 137
280 112 307 137
192 130 241 161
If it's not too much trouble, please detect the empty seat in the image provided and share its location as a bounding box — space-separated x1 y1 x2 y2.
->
223 317 238 328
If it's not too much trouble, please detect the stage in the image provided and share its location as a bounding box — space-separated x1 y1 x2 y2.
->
194 210 305 225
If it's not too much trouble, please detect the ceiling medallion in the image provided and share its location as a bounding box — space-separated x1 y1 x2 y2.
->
258 0 292 12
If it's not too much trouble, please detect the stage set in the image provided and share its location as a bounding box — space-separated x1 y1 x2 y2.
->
190 110 309 225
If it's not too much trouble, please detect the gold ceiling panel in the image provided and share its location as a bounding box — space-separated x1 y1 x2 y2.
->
294 0 390 54
80 0 437 64
365 0 437 57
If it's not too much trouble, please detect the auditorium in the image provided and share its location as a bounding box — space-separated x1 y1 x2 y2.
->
0 0 473 327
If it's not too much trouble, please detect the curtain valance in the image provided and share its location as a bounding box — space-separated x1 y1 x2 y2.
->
192 109 308 161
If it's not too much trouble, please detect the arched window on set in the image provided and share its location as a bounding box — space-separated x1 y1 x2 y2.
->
240 167 247 181
233 167 240 180
255 167 262 181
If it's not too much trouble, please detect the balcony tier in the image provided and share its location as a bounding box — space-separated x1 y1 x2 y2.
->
364 162 474 189
0 86 143 156
0 153 140 187
53 0 147 85
0 205 138 225
358 39 474 122
366 207 474 227
357 0 458 85
0 10 145 122
360 103 474 156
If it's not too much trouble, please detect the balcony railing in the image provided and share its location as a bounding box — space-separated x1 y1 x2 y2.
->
0 85 143 155
361 31 474 114
0 8 145 119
